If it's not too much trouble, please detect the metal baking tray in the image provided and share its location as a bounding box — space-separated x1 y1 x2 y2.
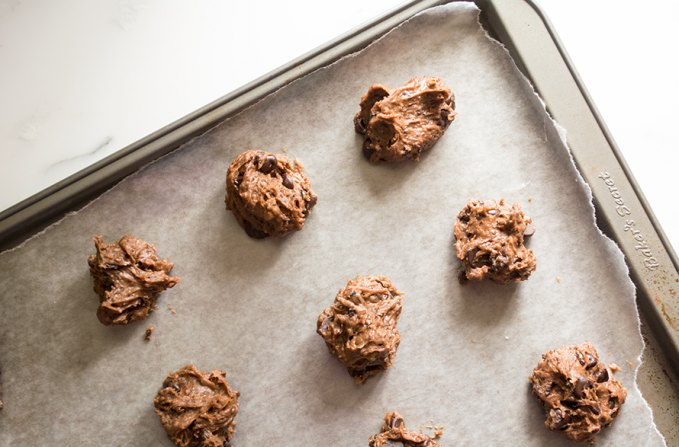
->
1 0 677 440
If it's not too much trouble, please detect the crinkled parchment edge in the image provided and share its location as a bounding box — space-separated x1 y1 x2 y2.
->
0 2 665 444
469 3 664 444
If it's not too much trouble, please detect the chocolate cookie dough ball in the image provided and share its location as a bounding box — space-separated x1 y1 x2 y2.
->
369 412 442 447
454 199 536 283
354 76 456 163
317 275 403 383
225 150 317 238
154 364 240 447
529 342 627 443
88 235 179 325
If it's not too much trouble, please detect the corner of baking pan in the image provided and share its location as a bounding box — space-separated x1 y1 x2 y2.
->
522 0 678 268
481 0 679 375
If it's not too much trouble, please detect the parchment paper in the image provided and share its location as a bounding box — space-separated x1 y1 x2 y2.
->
0 3 665 445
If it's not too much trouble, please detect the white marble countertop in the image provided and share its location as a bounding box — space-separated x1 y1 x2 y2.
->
0 0 676 252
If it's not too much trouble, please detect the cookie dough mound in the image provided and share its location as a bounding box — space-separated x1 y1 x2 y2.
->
454 199 536 283
369 412 441 447
225 150 317 238
317 275 403 383
88 235 179 325
154 364 240 447
354 76 456 163
529 342 627 443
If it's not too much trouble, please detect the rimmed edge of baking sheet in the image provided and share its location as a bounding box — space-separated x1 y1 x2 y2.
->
482 0 679 377
0 0 448 250
0 0 675 443
0 0 676 435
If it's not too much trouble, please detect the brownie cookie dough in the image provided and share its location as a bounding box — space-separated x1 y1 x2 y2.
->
88 235 179 325
225 150 317 238
317 275 403 383
529 342 627 443
354 76 456 163
454 199 536 283
154 364 240 447
369 412 442 447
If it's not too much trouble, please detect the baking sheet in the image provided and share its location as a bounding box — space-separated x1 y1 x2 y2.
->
0 3 664 445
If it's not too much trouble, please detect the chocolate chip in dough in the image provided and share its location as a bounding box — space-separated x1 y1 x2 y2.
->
259 155 277 174
281 173 294 189
524 223 536 237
